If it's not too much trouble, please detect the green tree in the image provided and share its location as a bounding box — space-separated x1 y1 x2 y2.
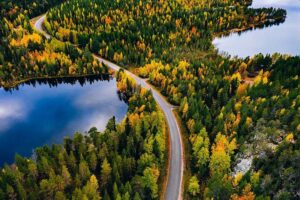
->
61 165 71 187
188 176 200 196
106 116 116 131
6 184 17 200
79 160 91 182
82 175 101 200
113 182 119 200
142 167 159 199
192 128 210 174
54 191 66 200
101 158 112 187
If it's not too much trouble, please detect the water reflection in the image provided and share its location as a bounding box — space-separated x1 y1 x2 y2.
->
213 0 300 57
0 100 27 132
3 74 110 91
0 76 128 166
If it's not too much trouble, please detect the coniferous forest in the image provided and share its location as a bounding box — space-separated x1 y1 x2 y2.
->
0 0 299 199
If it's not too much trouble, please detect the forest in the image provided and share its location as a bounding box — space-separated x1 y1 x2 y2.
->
139 53 300 199
0 0 299 199
44 0 298 199
44 0 285 66
1 0 167 199
0 70 167 200
0 0 109 88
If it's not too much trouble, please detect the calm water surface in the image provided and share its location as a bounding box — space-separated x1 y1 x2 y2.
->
213 0 300 57
0 77 127 166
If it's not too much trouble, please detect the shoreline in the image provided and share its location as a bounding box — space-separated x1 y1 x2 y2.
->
0 73 112 90
213 15 285 39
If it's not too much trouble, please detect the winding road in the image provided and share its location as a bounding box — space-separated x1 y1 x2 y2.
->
34 15 184 200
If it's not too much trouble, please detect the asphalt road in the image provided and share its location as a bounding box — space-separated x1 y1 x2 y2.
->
35 15 183 200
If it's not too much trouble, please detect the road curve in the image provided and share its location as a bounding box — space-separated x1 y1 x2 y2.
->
34 15 184 200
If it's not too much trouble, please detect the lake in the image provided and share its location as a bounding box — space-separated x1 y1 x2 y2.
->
0 77 128 166
213 0 300 57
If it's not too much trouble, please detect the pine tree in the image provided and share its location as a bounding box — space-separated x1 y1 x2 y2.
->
101 158 112 187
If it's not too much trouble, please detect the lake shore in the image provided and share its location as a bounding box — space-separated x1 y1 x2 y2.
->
0 72 113 90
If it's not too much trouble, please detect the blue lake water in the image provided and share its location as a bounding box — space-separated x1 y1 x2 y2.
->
213 0 300 57
0 77 127 166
